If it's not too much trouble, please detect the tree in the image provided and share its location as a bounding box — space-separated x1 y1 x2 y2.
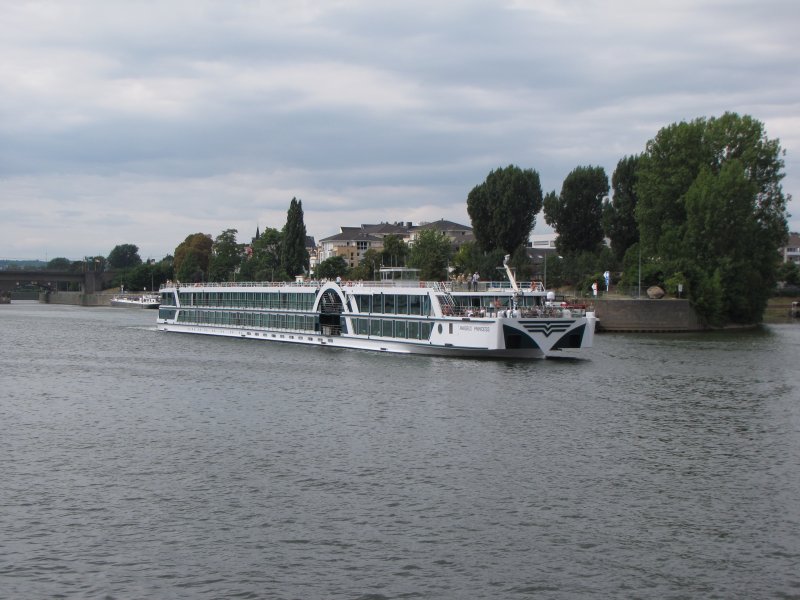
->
127 259 173 291
381 234 408 267
176 253 204 283
636 113 789 324
603 155 641 261
107 244 142 269
467 165 543 254
777 261 800 286
239 227 284 281
209 229 242 282
350 248 382 281
316 256 349 280
543 166 608 255
174 233 213 282
408 229 452 280
451 241 496 280
282 197 309 277
47 257 72 270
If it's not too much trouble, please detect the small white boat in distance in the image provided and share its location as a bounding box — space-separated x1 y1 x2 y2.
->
111 294 160 309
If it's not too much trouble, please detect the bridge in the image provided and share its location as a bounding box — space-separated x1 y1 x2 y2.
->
0 270 115 294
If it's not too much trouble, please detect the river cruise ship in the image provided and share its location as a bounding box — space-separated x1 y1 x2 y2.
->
156 259 596 359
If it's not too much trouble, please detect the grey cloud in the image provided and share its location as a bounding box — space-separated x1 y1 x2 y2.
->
1 0 798 260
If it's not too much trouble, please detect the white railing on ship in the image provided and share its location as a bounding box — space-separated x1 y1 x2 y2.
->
161 279 547 292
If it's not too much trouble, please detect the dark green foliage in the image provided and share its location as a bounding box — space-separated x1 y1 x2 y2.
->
174 233 213 281
636 113 789 324
175 253 204 283
451 242 504 282
777 261 800 286
467 165 543 254
316 256 349 280
107 244 142 269
408 229 452 280
47 257 72 270
239 227 284 281
125 259 173 291
381 234 408 267
603 155 641 261
618 243 665 293
282 198 309 277
350 249 382 281
543 166 608 255
208 229 242 282
561 248 614 292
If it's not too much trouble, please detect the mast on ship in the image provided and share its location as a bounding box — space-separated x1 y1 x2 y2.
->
502 254 521 313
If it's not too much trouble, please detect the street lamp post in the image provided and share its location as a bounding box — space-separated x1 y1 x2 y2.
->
536 255 547 290
638 245 642 299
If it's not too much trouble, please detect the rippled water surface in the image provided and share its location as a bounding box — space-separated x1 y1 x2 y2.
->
2 302 799 598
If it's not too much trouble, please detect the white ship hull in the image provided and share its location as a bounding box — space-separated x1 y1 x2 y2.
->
156 279 595 359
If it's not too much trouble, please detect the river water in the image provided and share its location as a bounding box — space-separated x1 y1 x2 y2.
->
1 301 799 599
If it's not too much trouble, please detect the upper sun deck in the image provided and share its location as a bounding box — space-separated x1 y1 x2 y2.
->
159 279 545 293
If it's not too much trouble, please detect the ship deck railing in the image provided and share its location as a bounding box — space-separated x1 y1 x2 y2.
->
446 305 587 319
160 279 548 292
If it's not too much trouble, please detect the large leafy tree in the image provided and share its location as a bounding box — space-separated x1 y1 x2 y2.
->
603 155 641 261
107 244 142 269
240 227 284 281
350 248 382 280
408 229 452 280
47 257 72 270
282 197 309 277
174 233 212 282
381 234 408 267
127 258 173 291
209 228 242 282
543 165 608 255
316 256 349 280
451 241 504 281
467 165 543 254
636 113 789 324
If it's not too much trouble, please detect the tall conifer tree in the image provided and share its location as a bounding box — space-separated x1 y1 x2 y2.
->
281 197 309 277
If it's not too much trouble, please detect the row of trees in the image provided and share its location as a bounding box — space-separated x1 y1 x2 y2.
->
324 112 793 327
37 198 312 292
44 112 792 326
541 112 791 325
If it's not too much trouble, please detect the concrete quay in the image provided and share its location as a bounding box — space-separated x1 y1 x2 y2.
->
39 291 117 306
592 298 704 332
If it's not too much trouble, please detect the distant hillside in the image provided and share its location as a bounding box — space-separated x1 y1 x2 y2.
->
0 260 48 270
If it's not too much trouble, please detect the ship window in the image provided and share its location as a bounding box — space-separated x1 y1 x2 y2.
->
355 294 371 312
408 321 419 339
382 320 393 337
397 295 408 314
385 295 395 314
395 321 407 338
371 319 381 336
409 295 421 315
420 322 432 340
357 318 369 335
372 294 383 313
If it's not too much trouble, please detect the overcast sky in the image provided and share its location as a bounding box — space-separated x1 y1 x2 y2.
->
2 0 798 261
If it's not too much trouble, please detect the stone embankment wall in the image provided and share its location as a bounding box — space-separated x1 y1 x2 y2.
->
40 291 116 306
593 298 704 332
